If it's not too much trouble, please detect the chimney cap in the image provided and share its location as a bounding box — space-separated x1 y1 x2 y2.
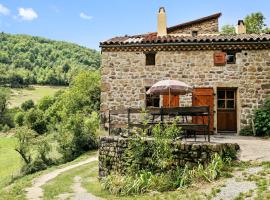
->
238 20 245 25
159 7 165 13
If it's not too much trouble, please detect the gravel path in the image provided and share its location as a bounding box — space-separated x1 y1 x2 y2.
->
72 176 102 200
25 156 98 200
213 166 264 200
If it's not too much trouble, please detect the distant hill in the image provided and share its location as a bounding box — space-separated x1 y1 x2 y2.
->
0 32 100 86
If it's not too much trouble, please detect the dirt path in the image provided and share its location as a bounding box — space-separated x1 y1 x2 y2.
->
25 156 98 200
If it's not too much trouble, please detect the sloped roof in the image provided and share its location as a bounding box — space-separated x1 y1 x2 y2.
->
167 13 221 33
100 33 270 46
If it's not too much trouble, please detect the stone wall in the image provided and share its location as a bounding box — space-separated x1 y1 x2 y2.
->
168 18 219 35
99 136 240 177
101 50 270 132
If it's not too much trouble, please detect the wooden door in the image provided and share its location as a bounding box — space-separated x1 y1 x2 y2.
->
192 88 214 132
163 95 179 108
217 88 237 132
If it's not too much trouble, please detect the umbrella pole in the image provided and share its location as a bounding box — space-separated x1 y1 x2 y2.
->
169 88 171 108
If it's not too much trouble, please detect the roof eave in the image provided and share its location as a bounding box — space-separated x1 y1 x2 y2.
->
100 40 270 48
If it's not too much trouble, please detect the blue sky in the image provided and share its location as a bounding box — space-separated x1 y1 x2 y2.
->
0 0 270 50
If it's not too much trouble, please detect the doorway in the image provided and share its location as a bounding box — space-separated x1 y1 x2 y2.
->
217 88 237 133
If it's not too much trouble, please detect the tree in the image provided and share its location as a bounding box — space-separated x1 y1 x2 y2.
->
24 108 47 134
221 25 236 35
15 127 36 164
221 12 270 34
244 12 266 34
0 88 9 121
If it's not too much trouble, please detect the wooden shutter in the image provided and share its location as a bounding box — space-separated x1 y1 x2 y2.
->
163 95 179 108
214 52 226 66
192 88 214 132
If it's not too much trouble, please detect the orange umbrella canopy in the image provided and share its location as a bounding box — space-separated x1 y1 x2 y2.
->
146 80 192 95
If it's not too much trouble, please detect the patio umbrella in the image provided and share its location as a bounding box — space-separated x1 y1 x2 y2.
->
146 80 192 107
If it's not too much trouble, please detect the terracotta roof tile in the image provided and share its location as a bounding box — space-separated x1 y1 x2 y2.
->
100 34 270 46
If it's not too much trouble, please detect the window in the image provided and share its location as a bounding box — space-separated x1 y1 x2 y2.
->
145 53 156 65
217 89 236 109
145 87 160 107
225 51 236 64
192 31 198 37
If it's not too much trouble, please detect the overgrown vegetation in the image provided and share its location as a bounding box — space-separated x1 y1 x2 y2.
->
0 32 100 87
240 96 270 137
254 97 270 136
1 70 101 176
101 123 234 196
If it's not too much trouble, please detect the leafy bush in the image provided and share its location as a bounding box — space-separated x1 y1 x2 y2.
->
125 121 182 174
102 153 230 196
14 112 25 126
24 108 47 134
21 99 35 111
254 97 270 136
38 96 54 111
239 126 254 136
57 112 99 161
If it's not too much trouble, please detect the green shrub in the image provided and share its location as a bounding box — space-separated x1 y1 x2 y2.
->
14 112 25 126
38 96 54 111
24 108 47 134
57 112 99 161
239 126 254 136
21 99 35 111
125 121 182 174
254 97 270 136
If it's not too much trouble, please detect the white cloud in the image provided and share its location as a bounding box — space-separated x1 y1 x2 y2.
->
0 4 10 16
79 12 93 20
18 8 38 21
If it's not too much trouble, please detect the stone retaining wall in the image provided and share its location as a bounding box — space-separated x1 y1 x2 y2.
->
99 136 240 177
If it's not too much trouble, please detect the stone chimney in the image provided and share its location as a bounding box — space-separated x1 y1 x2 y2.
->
157 7 167 37
236 20 246 34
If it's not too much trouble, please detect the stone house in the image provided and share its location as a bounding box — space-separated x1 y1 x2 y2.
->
100 7 270 134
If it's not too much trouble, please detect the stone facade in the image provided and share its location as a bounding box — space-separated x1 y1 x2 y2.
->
99 136 240 177
168 18 219 35
101 50 270 132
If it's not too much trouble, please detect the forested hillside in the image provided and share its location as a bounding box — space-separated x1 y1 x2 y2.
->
0 32 100 86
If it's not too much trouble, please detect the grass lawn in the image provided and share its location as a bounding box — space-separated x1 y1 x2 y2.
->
0 136 22 189
8 85 67 108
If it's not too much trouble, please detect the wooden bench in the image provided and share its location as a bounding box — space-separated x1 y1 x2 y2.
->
107 106 211 142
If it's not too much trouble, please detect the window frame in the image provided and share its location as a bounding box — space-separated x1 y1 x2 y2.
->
145 52 156 66
224 51 237 64
217 89 236 110
191 30 198 37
